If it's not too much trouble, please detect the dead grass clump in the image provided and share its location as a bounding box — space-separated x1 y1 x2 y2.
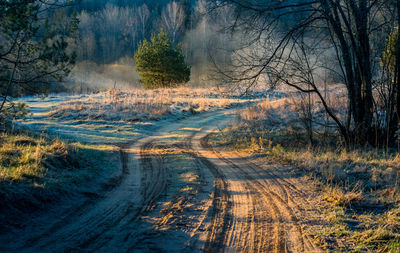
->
380 188 400 203
322 186 364 207
239 97 294 129
353 226 400 252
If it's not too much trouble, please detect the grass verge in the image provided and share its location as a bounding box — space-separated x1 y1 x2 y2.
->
0 131 118 229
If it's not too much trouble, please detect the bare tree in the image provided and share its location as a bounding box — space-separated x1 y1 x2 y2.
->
98 4 120 63
92 4 138 63
137 4 150 41
161 1 185 43
77 11 96 61
209 0 397 147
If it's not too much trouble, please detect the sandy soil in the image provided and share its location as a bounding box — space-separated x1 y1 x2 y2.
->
192 118 326 253
3 95 326 252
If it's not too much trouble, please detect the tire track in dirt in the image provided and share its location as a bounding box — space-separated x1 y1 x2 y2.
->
199 135 281 252
202 135 324 252
190 112 325 253
84 140 168 252
17 116 194 252
122 114 237 252
219 150 323 252
236 158 306 252
21 144 129 250
192 146 232 252
139 141 168 212
78 110 236 252
172 127 268 253
26 139 167 253
247 159 323 252
190 122 274 253
174 133 229 252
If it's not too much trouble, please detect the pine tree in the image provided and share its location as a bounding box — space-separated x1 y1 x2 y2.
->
134 30 190 89
0 0 77 120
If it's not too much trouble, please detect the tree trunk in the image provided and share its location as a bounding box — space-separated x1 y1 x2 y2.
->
352 0 373 144
394 0 400 144
385 1 400 147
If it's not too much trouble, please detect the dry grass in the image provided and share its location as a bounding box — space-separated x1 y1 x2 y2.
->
50 87 239 121
0 133 67 181
209 96 400 252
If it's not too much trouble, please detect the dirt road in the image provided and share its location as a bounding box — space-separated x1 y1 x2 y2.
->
4 109 324 252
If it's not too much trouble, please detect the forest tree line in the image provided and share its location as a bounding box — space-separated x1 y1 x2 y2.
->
59 0 234 86
70 1 229 68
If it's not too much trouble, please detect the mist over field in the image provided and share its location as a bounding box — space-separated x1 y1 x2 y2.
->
58 0 238 92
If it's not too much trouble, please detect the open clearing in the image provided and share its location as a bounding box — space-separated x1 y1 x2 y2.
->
2 92 326 252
